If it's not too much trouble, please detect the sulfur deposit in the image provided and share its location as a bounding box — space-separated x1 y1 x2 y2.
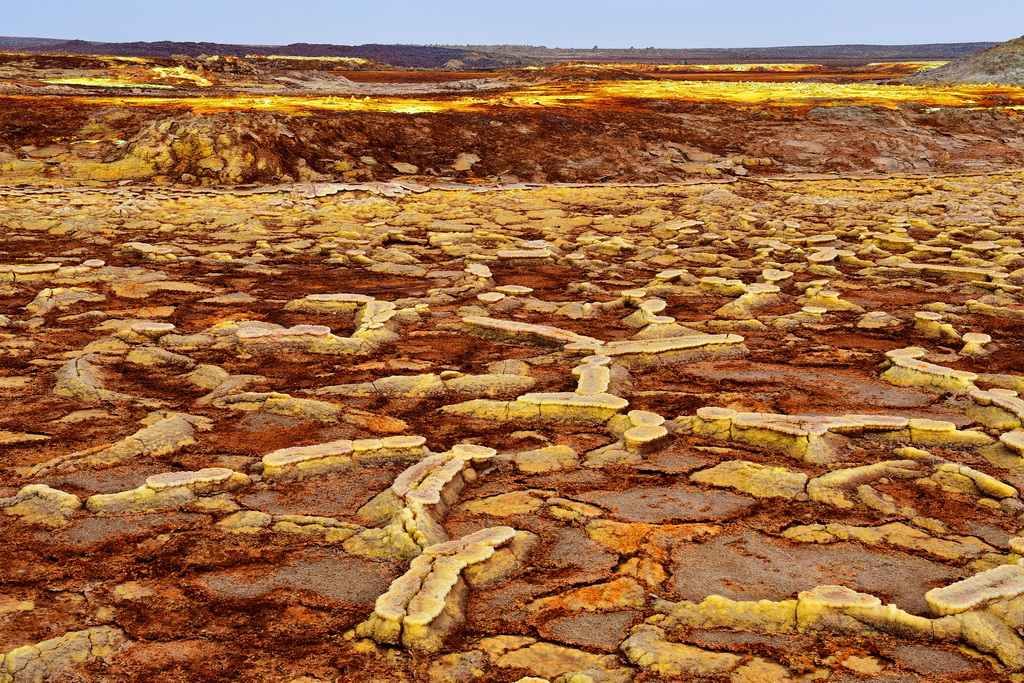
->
4 166 1024 682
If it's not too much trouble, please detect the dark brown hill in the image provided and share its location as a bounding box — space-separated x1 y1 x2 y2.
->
10 40 530 69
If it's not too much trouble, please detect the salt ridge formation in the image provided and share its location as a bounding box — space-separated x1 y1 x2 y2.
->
3 173 1024 681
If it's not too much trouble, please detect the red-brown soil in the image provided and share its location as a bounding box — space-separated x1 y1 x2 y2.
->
2 50 1024 682
1 175 1023 681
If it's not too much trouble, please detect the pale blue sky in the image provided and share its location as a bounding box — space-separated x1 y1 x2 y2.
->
6 0 1023 48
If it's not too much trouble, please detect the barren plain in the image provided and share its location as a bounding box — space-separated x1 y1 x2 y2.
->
3 51 1024 683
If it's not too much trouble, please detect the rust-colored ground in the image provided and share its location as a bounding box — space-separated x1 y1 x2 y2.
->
2 175 1024 681
3 52 1024 683
2 55 1024 188
342 71 504 83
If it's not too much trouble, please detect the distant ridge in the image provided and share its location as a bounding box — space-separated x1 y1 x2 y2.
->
0 36 997 68
439 42 998 62
907 34 1024 85
0 36 68 47
0 39 525 68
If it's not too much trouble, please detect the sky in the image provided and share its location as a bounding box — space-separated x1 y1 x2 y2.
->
5 0 1024 48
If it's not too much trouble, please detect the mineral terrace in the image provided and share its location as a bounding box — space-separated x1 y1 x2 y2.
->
3 50 1024 683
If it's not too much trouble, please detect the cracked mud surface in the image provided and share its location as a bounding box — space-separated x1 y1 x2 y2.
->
3 171 1024 682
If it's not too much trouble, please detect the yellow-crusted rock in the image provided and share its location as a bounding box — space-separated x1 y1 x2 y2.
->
622 624 741 675
1 485 81 527
691 460 808 499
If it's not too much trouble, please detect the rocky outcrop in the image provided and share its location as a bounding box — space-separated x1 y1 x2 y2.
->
907 34 1024 85
118 113 328 185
